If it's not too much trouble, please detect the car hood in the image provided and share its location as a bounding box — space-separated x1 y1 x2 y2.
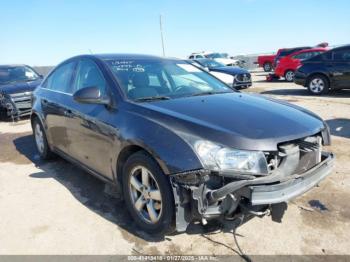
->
137 93 326 151
0 79 41 95
210 66 249 75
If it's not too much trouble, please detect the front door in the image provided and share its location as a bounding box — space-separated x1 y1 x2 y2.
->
65 58 116 180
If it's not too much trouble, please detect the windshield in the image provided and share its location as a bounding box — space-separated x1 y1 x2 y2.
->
0 66 40 85
198 59 225 68
104 59 233 101
205 53 228 59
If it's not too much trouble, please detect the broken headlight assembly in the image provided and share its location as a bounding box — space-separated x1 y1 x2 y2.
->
194 140 269 176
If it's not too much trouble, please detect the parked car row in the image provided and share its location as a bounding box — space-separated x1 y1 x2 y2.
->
256 42 329 72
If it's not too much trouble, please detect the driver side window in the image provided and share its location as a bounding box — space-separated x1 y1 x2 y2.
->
73 59 107 96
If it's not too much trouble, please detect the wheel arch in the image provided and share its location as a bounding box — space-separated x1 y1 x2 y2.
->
115 143 171 186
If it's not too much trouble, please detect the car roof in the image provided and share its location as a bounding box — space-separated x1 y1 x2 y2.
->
289 48 328 56
331 44 350 51
92 53 170 61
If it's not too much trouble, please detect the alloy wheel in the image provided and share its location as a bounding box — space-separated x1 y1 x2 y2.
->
129 166 162 224
34 123 45 154
285 71 295 82
309 78 325 94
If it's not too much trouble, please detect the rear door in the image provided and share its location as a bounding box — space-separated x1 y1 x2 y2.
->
65 58 116 179
40 61 76 153
331 48 350 88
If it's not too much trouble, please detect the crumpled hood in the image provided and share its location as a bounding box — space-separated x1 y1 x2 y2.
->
210 66 249 75
0 79 41 95
137 92 326 151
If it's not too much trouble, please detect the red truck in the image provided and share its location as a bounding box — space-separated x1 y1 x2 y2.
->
256 54 276 72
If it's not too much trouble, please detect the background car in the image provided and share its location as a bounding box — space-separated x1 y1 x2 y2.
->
189 58 252 89
188 52 206 59
256 54 276 72
294 45 350 95
274 48 327 82
0 65 42 119
204 52 238 66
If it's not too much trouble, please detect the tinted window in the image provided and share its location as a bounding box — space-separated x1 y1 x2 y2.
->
73 59 107 96
333 49 350 61
45 62 75 93
293 51 324 60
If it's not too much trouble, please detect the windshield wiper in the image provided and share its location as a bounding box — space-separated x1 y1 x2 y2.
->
134 96 171 102
189 91 232 97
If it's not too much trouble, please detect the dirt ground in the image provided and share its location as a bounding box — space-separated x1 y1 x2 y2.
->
0 70 349 256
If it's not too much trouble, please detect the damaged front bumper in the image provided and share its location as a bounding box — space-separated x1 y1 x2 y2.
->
170 152 334 232
251 152 334 205
0 92 32 119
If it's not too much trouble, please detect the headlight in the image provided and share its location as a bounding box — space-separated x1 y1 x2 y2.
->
194 140 269 175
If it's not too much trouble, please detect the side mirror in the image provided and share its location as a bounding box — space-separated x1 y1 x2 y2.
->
73 86 110 105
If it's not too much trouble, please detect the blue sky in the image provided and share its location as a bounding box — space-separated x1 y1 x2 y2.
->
1 0 349 65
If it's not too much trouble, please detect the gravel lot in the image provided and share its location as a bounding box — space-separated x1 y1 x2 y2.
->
0 70 349 256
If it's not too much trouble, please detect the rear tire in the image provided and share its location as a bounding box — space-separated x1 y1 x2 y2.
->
122 151 175 234
284 70 295 82
307 75 329 95
263 62 272 72
32 118 53 160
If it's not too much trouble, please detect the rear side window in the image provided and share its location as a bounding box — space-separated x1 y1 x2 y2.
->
333 49 350 61
73 59 107 96
44 62 76 93
293 53 309 60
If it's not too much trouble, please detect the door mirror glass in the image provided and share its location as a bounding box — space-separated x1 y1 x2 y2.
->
73 86 110 105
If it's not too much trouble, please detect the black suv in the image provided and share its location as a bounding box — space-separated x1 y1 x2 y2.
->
294 45 350 95
31 54 334 234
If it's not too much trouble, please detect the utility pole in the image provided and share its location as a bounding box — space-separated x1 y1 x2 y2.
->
159 14 166 56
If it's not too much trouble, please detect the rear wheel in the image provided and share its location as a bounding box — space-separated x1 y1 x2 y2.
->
33 118 53 159
122 151 174 234
284 70 295 82
263 62 272 72
307 75 329 95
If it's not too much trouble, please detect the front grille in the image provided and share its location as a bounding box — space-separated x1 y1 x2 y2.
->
235 73 251 82
10 92 32 108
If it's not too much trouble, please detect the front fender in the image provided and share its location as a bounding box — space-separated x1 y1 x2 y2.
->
116 111 203 175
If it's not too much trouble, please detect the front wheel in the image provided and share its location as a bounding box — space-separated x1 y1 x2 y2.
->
307 75 329 95
122 151 175 234
284 70 295 82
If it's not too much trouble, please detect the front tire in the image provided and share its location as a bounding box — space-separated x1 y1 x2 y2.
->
307 75 329 95
33 118 53 160
284 70 295 82
122 151 175 234
263 62 272 72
